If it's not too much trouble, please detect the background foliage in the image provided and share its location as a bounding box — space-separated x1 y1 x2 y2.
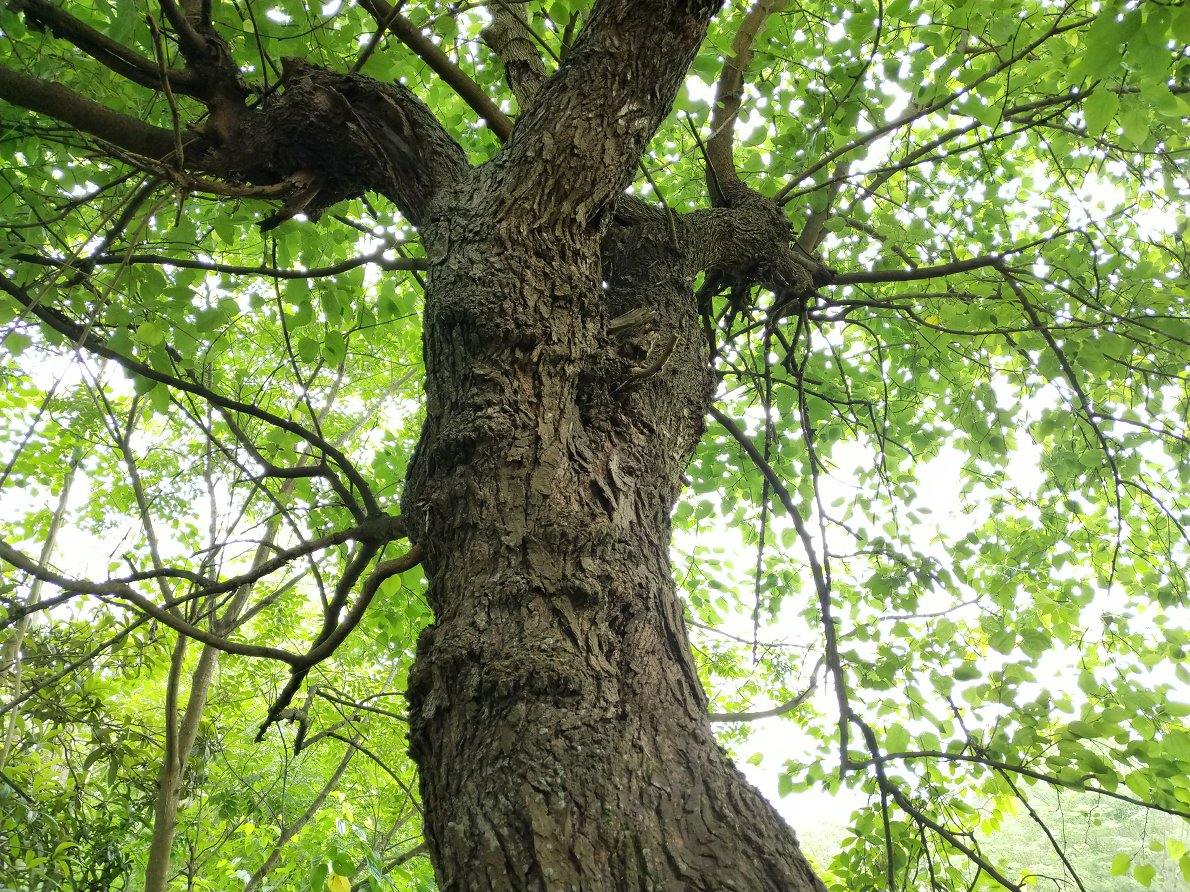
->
1 0 1189 889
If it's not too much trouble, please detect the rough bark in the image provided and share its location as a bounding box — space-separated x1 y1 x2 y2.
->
403 184 827 888
398 2 827 888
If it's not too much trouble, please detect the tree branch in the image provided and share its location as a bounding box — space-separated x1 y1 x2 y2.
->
774 13 1093 204
256 543 423 739
0 272 380 514
158 0 207 61
852 749 1190 821
0 538 302 664
0 65 190 162
708 657 821 722
709 406 850 766
16 249 427 279
482 1 548 108
9 0 201 94
491 0 723 229
357 0 513 140
705 0 788 207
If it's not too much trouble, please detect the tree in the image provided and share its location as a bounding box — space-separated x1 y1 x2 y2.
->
0 0 1188 889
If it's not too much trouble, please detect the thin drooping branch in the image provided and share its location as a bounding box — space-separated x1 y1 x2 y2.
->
0 538 300 663
2 510 405 628
707 656 821 722
1007 271 1125 586
708 406 850 768
996 769 1089 892
242 735 362 891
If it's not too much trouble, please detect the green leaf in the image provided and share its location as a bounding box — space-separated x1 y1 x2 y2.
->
1124 772 1151 800
953 664 981 682
1119 105 1149 146
296 336 320 363
1133 864 1156 887
322 330 346 364
1110 853 1130 876
213 215 235 245
776 773 794 798
106 0 137 43
1019 629 1049 659
134 322 164 347
310 860 329 892
988 630 1015 654
885 723 910 752
330 853 356 878
1072 9 1134 80
1173 6 1190 44
148 383 171 416
1066 720 1099 739
1083 90 1120 135
4 331 32 355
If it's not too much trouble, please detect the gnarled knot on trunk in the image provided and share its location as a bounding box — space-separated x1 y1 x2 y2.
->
200 58 468 227
599 308 678 388
691 187 829 310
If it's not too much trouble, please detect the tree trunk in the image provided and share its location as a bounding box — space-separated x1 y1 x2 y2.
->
0 0 832 886
402 153 827 889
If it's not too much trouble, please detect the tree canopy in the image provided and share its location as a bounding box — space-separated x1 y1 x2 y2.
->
1 0 1189 890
